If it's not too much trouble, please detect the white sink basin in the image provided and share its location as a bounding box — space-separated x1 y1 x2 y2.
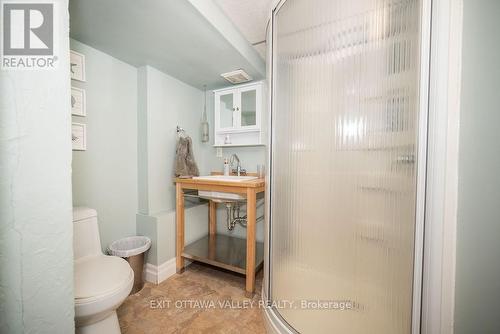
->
193 175 257 201
193 175 258 182
198 191 245 201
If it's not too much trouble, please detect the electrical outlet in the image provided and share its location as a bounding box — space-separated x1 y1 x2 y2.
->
216 147 223 158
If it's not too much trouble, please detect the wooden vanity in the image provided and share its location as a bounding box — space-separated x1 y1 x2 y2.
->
174 174 265 295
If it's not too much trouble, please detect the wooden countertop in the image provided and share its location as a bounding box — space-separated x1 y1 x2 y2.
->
174 171 265 190
174 176 265 188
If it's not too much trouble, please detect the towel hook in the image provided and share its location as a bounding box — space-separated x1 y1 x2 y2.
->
177 126 187 138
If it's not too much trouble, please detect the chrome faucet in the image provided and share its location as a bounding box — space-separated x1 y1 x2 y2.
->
230 154 245 176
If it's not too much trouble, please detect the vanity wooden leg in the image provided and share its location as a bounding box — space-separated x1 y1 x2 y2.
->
209 201 217 236
246 188 256 296
208 201 217 260
176 183 185 273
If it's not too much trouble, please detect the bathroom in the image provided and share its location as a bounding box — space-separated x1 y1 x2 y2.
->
2 0 500 333
70 0 268 332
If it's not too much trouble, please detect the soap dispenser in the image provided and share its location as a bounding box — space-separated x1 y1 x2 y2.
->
223 158 230 176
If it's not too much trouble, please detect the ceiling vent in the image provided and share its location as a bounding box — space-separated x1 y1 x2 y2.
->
221 69 252 84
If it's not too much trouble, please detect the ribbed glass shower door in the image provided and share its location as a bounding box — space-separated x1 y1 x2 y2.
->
269 0 427 333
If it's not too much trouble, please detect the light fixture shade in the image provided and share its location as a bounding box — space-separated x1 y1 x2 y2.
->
201 119 209 142
201 85 209 143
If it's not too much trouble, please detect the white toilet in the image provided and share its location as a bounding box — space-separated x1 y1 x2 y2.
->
73 207 134 334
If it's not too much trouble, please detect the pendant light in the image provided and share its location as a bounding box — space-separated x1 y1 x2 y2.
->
201 85 209 143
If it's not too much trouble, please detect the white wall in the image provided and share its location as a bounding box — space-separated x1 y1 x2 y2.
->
455 1 500 332
0 0 74 332
71 39 138 251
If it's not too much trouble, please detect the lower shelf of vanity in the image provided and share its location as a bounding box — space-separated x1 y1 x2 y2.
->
182 234 264 275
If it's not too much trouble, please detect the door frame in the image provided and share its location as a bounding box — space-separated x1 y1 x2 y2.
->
421 0 463 333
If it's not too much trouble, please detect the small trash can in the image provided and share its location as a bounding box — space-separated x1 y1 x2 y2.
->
108 236 151 294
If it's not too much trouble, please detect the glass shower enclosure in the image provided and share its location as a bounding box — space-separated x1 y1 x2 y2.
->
265 0 430 333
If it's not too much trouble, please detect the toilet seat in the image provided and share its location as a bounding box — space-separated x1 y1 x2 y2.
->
74 255 134 327
75 255 133 300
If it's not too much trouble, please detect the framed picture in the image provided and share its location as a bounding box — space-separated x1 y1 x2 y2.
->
70 50 86 82
71 87 86 117
72 123 87 151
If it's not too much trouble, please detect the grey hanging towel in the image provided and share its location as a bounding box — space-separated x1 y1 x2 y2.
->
175 136 199 177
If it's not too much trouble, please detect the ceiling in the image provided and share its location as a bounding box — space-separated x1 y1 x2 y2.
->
69 0 265 89
214 0 273 58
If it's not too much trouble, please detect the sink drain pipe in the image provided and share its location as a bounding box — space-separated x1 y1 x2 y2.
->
225 202 264 231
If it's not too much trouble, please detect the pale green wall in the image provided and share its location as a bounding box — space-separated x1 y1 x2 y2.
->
138 65 204 214
137 205 208 266
70 44 268 266
455 1 500 332
0 1 74 332
71 39 138 251
136 72 268 262
136 65 208 265
138 68 149 214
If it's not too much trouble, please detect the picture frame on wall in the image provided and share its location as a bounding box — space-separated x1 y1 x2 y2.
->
72 123 87 151
71 87 86 117
70 50 86 82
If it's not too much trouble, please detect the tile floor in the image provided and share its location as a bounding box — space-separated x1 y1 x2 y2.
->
117 263 266 334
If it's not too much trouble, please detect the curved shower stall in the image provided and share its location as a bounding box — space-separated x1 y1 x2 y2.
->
263 0 431 333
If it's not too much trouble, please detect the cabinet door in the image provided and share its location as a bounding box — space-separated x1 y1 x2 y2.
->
239 85 259 128
218 91 236 129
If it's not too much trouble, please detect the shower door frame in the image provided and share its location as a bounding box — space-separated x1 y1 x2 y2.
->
264 0 433 333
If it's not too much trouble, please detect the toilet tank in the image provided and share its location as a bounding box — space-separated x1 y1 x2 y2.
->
73 207 103 260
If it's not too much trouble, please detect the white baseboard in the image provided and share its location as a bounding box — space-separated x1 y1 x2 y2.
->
143 258 176 284
143 257 191 284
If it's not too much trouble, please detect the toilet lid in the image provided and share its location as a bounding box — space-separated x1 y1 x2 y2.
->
74 255 132 299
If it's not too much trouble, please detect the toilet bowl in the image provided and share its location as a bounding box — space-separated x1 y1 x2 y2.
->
73 207 134 334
